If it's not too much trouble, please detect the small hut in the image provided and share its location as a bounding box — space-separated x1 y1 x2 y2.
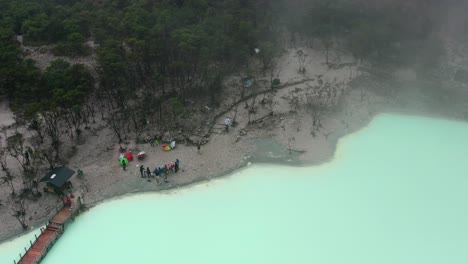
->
40 166 75 195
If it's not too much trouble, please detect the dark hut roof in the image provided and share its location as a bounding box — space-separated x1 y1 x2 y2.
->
40 166 75 188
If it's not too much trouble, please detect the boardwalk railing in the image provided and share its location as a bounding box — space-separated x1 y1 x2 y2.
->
13 197 83 264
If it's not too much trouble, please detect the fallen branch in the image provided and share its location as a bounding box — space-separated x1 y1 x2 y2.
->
288 148 307 154
250 112 273 124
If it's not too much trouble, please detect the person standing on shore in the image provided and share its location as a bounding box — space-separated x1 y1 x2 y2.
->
163 165 169 182
154 167 160 184
140 165 145 178
197 144 201 154
65 197 72 210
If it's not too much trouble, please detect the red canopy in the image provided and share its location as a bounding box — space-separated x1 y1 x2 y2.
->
125 152 134 161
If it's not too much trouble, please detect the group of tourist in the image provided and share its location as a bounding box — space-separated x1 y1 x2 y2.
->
139 159 180 183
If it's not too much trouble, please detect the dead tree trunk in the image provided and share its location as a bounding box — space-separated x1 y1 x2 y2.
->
11 197 28 230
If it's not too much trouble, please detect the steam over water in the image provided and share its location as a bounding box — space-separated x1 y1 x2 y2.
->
2 114 468 264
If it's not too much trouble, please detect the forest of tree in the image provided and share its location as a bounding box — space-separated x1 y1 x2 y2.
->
0 0 281 142
0 0 455 225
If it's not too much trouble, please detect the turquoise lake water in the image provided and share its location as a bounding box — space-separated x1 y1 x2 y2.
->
1 114 468 264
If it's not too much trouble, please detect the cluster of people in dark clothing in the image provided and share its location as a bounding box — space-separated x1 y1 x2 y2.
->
139 159 180 184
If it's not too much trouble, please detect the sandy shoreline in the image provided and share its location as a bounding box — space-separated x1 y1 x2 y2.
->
1 45 468 244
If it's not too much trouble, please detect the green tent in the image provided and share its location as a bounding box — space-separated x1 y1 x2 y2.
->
120 157 129 167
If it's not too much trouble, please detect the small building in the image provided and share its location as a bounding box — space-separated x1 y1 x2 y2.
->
40 166 75 195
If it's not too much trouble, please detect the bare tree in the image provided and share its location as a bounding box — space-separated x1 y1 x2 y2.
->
306 93 326 136
6 132 27 170
11 196 28 230
22 146 46 196
0 146 16 196
77 168 89 192
242 77 258 124
231 103 240 126
232 79 248 125
296 50 308 74
305 79 339 137
261 91 278 114
105 110 129 145
287 137 294 155
247 94 258 124
0 169 16 196
257 42 278 75
43 111 62 163
39 146 59 170
27 115 46 144
322 38 333 66
289 89 300 113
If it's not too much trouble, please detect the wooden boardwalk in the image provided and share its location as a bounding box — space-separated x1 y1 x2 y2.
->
14 198 82 264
